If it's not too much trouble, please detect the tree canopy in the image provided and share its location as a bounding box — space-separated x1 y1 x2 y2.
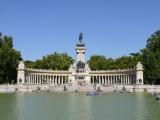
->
88 54 141 70
25 52 74 70
0 32 22 84
141 30 160 84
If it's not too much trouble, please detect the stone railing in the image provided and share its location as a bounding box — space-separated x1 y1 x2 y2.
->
26 68 71 74
89 68 136 74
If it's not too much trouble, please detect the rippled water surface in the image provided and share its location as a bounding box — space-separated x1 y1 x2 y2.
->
0 92 160 120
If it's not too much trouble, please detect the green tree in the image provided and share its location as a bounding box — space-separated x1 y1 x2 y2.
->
0 32 22 84
25 52 74 70
114 54 141 69
88 54 141 71
88 55 107 70
141 30 160 84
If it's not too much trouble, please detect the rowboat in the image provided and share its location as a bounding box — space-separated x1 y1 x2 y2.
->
85 92 97 96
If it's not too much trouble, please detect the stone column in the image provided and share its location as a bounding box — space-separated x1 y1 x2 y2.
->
90 76 92 84
61 76 63 84
122 75 124 84
113 75 115 84
32 74 34 84
63 76 64 84
59 75 61 84
136 62 144 84
111 76 113 84
39 75 41 84
28 74 30 84
51 76 53 84
42 75 44 84
61 76 62 84
50 76 52 84
107 76 108 84
33 74 35 84
31 74 33 84
116 75 118 84
126 75 128 84
54 76 56 84
129 75 131 84
49 75 51 85
53 76 54 84
55 76 57 85
108 76 110 84
125 75 127 84
30 74 32 84
47 75 49 84
47 75 48 84
17 61 26 84
127 75 129 84
40 75 42 84
58 75 60 84
57 76 59 84
111 75 113 84
100 76 102 84
32 74 33 84
34 75 36 84
35 74 38 84
104 76 106 84
36 75 38 84
36 75 37 84
112 76 114 84
29 74 31 84
103 76 105 84
37 75 39 84
96 76 98 84
93 76 95 84
39 75 42 84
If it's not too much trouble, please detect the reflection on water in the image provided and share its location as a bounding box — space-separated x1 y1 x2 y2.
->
0 93 160 120
68 93 93 120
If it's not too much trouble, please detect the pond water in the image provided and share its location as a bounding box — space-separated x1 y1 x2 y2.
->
0 92 160 120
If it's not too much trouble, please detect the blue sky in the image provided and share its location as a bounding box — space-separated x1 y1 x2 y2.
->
0 0 160 61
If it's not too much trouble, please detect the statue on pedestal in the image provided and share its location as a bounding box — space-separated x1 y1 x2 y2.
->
79 32 83 43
